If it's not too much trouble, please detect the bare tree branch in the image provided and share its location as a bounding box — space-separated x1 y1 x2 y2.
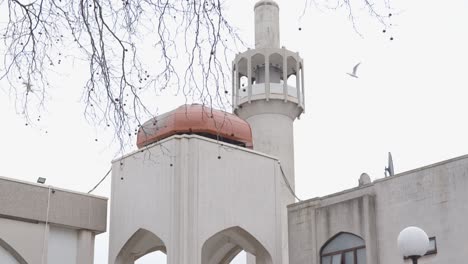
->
0 0 392 151
0 0 244 150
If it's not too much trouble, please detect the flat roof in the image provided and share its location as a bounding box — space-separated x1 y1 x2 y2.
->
289 153 468 209
0 176 108 233
0 175 107 200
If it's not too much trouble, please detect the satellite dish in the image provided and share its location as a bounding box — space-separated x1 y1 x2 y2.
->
385 152 395 177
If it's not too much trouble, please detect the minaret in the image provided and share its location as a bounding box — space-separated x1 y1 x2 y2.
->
232 0 304 192
233 2 304 263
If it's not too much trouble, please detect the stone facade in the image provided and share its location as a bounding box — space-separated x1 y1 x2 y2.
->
108 134 292 264
288 155 468 264
0 176 107 264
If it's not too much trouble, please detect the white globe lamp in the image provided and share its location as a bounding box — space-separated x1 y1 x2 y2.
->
397 226 430 264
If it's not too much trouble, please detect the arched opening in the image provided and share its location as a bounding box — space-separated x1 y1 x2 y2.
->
320 232 366 264
287 75 296 88
135 251 167 264
240 76 249 93
201 226 272 264
268 53 283 84
0 239 27 264
229 250 246 263
251 53 265 84
237 57 249 95
115 228 167 264
286 56 298 88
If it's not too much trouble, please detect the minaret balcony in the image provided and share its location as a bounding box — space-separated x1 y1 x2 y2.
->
232 47 305 112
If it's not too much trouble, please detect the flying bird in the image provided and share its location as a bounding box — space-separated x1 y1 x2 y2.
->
347 62 361 78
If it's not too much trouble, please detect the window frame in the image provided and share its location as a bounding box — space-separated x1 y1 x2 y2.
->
320 232 366 264
321 245 366 264
426 236 437 255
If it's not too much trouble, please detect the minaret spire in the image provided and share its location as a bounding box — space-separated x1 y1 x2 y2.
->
232 2 306 263
254 0 280 49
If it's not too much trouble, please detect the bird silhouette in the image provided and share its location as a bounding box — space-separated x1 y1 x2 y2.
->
347 62 361 78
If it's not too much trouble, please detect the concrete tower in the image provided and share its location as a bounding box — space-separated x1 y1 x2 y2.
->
107 2 301 264
108 105 291 264
233 0 305 192
232 2 305 263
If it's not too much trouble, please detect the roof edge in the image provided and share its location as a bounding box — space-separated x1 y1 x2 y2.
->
114 134 279 163
0 175 108 200
289 153 468 209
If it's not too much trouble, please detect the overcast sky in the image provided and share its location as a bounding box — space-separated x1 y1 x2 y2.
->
1 0 467 263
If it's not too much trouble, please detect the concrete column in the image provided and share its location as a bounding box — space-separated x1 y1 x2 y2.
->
265 55 270 101
254 1 280 49
296 61 301 105
363 195 378 264
237 101 297 191
76 230 95 264
282 50 287 101
248 57 252 103
236 62 240 107
300 61 305 109
232 63 236 108
248 113 295 189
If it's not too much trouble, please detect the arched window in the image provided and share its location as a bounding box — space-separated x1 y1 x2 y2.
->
320 232 366 264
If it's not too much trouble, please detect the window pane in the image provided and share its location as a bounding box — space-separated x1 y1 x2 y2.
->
332 254 341 264
345 251 355 264
357 248 366 264
429 239 435 248
428 237 437 253
322 233 365 254
322 256 331 264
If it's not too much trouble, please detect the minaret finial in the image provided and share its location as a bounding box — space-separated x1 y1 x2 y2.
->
254 0 280 49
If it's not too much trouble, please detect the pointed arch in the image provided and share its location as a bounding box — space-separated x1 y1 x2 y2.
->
286 56 297 77
0 238 27 264
268 53 283 69
201 226 272 264
115 228 166 264
251 53 266 84
320 232 366 264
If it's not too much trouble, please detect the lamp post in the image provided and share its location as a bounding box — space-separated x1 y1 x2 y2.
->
397 226 430 264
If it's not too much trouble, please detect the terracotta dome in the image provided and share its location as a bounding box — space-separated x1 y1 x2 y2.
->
137 104 253 149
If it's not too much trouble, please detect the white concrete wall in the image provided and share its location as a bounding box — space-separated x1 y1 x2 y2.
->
0 177 106 264
373 156 468 264
108 135 292 264
288 155 468 264
0 217 92 264
48 226 78 264
0 218 45 263
0 177 107 233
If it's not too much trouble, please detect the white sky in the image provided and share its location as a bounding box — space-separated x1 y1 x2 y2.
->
1 0 468 263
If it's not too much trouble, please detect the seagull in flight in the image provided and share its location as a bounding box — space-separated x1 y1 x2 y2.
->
347 62 361 78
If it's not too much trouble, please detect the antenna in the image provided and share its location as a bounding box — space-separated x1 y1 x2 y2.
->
385 152 395 177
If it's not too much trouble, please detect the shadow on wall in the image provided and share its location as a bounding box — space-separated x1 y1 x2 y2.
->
0 238 27 264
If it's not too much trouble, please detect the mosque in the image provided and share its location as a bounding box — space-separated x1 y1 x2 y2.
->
1 1 467 264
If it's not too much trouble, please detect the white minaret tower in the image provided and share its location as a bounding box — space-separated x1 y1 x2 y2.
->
232 1 305 263
233 0 304 192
